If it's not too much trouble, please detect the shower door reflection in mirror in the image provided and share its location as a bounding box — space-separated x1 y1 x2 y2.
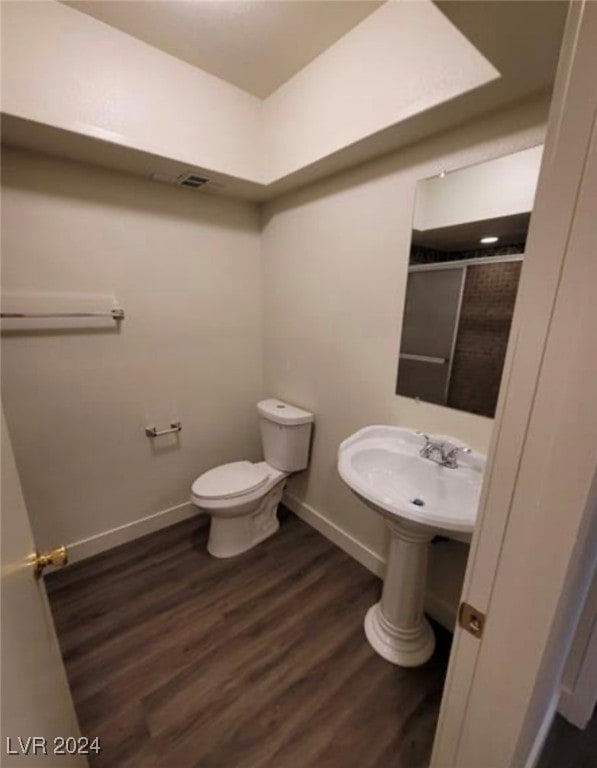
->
396 146 543 418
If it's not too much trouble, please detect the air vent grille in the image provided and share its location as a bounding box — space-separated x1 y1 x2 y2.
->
178 174 209 188
150 170 224 194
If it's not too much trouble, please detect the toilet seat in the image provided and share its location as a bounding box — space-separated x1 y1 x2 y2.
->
192 461 270 501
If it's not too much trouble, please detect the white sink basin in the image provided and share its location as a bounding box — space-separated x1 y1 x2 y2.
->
338 425 485 539
337 425 486 667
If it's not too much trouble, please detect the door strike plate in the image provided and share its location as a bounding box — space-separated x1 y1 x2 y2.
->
458 601 485 639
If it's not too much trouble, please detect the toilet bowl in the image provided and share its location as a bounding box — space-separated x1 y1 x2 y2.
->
191 399 314 558
191 461 287 558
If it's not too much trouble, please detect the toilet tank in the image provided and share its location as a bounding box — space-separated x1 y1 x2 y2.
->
257 399 314 472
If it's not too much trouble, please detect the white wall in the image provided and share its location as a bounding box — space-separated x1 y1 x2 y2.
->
1 148 263 553
0 94 549 574
414 145 544 231
263 0 498 181
261 97 548 561
0 1 263 183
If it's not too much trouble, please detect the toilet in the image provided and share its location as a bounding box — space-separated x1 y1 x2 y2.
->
190 398 314 558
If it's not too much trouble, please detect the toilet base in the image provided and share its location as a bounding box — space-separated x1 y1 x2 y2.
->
207 481 285 558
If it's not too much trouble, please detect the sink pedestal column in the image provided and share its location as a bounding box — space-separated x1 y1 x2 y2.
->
364 519 435 667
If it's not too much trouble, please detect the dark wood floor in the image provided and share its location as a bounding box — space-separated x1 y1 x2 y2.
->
538 710 597 768
46 510 451 768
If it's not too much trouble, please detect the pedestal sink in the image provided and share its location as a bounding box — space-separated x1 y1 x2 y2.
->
338 426 485 667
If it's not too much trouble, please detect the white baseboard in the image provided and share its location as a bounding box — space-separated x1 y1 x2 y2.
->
283 491 386 578
65 501 202 565
284 492 464 633
557 683 577 723
557 575 597 729
558 666 597 729
523 691 559 768
424 592 459 633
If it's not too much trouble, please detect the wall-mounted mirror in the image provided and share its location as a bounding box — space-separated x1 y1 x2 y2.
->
396 145 543 418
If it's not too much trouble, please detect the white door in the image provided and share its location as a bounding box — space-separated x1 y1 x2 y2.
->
431 2 597 767
1 408 88 766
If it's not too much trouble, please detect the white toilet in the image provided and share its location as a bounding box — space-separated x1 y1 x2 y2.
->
190 398 314 558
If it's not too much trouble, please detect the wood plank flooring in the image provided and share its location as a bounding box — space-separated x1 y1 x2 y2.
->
537 710 597 768
46 510 451 768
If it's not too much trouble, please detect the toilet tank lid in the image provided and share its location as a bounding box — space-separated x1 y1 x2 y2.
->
257 399 314 426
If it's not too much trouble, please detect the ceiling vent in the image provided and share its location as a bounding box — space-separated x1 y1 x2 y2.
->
177 173 209 188
150 170 225 194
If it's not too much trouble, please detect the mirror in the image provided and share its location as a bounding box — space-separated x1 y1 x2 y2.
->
396 145 543 418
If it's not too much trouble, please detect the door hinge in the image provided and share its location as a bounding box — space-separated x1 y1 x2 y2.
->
458 601 485 638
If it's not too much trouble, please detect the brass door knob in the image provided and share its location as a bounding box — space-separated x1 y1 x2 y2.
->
34 545 68 577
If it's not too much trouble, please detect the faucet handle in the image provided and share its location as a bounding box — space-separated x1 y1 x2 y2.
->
415 431 433 458
443 444 472 468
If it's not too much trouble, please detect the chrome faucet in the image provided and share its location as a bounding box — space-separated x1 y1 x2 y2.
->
442 444 472 468
416 432 472 469
417 433 444 464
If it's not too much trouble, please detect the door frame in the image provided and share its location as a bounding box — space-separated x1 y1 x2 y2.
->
430 2 597 766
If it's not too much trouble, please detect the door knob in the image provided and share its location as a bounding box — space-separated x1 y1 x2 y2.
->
34 545 68 577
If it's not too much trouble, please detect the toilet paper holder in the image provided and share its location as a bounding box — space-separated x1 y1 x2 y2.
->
145 421 182 438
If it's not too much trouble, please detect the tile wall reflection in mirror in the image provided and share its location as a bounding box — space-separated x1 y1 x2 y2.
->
396 146 543 418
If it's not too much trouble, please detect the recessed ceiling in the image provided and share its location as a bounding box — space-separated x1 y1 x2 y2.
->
62 0 384 98
436 1 568 95
3 1 568 202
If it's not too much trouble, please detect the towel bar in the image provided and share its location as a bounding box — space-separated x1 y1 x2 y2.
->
1 308 125 320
